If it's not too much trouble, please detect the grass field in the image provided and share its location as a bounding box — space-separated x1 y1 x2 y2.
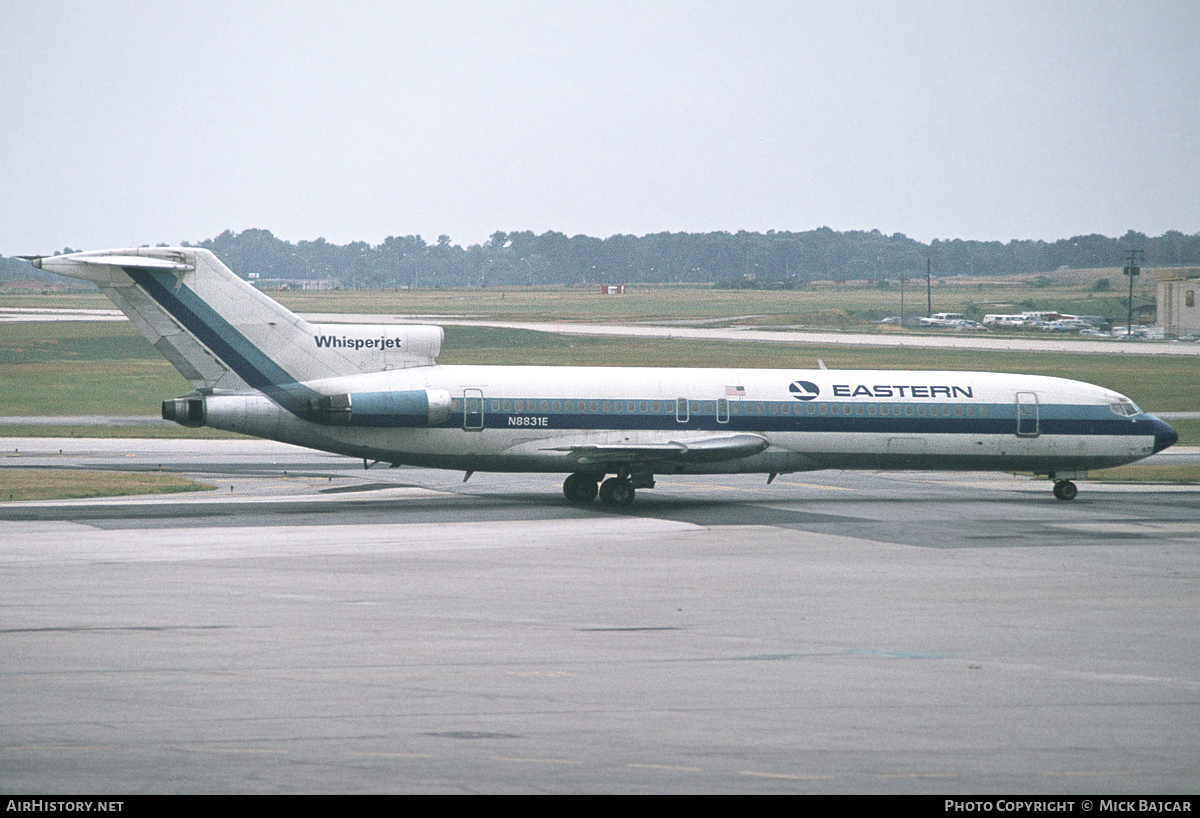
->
0 469 213 501
2 320 1195 408
1085 463 1200 483
5 268 1159 327
265 277 1163 328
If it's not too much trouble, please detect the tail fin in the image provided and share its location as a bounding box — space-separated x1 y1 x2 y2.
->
30 247 442 393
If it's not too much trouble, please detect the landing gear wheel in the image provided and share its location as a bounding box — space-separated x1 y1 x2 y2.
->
599 477 635 507
563 473 599 503
1053 480 1078 501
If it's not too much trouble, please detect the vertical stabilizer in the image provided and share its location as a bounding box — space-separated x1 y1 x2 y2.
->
30 248 441 396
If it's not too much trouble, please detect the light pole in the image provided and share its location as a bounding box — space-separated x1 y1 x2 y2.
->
1123 248 1142 335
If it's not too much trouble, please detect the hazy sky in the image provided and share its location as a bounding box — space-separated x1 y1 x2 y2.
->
3 0 1198 255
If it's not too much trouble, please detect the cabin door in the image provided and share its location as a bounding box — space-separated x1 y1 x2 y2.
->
463 388 484 431
1015 392 1039 437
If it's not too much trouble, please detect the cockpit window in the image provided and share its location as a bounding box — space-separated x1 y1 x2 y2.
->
1109 398 1141 417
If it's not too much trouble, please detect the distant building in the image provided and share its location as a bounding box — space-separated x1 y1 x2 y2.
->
254 278 343 291
600 284 626 295
1157 269 1200 336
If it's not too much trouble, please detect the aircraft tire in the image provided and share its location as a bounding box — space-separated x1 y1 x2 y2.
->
599 477 635 507
563 473 599 503
1053 480 1078 501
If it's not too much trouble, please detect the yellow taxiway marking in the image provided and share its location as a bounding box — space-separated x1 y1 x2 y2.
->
192 748 288 755
505 670 576 677
491 756 580 765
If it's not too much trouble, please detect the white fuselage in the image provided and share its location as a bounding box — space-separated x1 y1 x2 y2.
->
198 365 1171 477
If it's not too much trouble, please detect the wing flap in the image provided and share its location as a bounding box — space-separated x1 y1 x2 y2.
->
546 434 769 466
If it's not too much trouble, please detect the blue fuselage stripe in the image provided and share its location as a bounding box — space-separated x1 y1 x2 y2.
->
439 402 1155 437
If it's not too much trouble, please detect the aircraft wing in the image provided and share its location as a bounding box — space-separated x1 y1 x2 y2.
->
545 433 769 466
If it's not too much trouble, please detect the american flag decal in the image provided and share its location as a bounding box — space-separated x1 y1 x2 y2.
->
725 385 746 396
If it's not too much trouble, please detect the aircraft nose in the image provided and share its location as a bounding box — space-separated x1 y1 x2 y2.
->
1150 417 1179 453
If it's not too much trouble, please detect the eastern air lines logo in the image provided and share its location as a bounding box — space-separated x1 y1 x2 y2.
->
789 380 820 401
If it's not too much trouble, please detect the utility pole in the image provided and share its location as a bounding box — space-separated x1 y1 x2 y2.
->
1123 248 1142 335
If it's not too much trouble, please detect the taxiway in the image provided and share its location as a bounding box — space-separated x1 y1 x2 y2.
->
2 438 1199 793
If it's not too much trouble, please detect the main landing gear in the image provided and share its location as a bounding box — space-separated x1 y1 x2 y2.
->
563 472 652 507
1052 479 1078 501
598 476 635 507
562 472 600 503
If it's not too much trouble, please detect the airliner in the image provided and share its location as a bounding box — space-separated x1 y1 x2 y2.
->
25 247 1178 505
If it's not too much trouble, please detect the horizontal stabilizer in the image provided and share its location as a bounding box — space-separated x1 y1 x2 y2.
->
29 254 195 273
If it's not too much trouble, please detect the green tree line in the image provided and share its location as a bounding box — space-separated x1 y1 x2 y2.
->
7 227 1200 287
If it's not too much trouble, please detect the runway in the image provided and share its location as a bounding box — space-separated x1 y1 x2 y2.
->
5 305 1200 356
3 438 1200 793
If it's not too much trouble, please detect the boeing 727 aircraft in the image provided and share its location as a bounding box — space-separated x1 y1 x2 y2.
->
25 247 1177 505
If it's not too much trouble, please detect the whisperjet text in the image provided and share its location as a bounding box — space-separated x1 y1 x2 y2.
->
314 334 407 351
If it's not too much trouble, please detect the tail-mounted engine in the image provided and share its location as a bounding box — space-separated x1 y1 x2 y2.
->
308 389 453 427
164 389 453 429
161 395 205 427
